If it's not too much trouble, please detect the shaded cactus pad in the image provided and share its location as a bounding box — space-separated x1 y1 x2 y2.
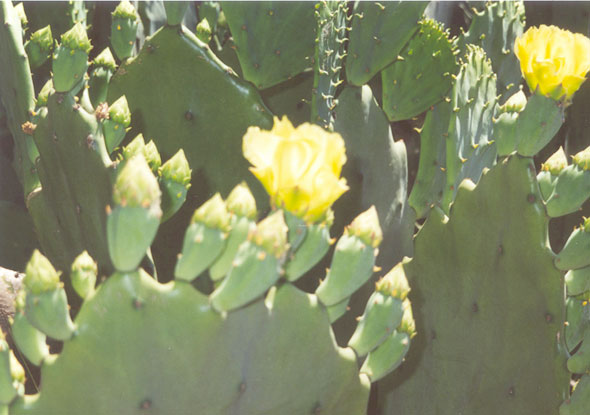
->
10 271 369 414
378 156 569 414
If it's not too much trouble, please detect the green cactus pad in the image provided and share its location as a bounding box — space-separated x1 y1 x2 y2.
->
9 271 369 414
0 1 40 196
111 1 138 61
408 100 451 218
11 311 48 366
221 2 316 89
457 1 525 101
442 45 497 213
345 1 427 86
544 164 590 218
360 329 409 382
556 227 590 271
24 25 52 70
164 1 188 26
515 94 565 157
561 375 590 415
285 221 331 282
565 297 589 351
382 18 458 122
566 267 590 296
378 156 569 414
315 233 377 307
108 25 273 275
334 85 414 268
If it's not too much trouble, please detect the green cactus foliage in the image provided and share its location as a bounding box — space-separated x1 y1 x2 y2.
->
378 156 569 414
31 91 112 272
22 1 86 38
9 271 370 414
0 202 38 272
442 45 497 213
346 1 428 86
561 374 590 415
408 99 451 219
221 1 316 89
0 1 40 196
311 0 348 129
107 24 273 276
458 0 525 102
381 18 458 122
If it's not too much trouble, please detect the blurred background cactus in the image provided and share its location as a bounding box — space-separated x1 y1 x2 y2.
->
1 1 590 414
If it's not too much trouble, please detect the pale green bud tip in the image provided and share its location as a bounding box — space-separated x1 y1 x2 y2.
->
196 18 212 42
36 79 53 107
109 95 131 126
14 3 27 27
71 251 97 276
10 350 25 383
541 146 567 175
71 251 97 298
144 141 162 172
500 89 527 113
113 155 162 213
30 25 53 52
93 47 116 71
251 210 289 257
583 217 590 233
376 262 410 300
192 193 231 231
399 299 416 338
347 206 382 248
122 134 146 160
160 149 191 187
24 250 61 294
60 22 92 54
226 182 257 219
572 146 590 171
112 0 139 20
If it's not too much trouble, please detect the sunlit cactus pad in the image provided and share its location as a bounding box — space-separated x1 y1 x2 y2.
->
10 271 369 414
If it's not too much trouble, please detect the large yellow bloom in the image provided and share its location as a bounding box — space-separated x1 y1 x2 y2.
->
243 116 348 222
514 25 590 101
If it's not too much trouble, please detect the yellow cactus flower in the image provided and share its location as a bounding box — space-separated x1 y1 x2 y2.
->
243 116 348 222
514 25 590 101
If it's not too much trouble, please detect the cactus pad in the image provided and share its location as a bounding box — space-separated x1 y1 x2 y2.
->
346 1 427 86
378 155 569 414
9 271 370 414
382 18 458 122
221 1 316 89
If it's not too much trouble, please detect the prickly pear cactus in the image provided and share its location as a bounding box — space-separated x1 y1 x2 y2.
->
378 156 569 414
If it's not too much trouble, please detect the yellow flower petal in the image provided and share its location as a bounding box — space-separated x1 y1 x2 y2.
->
515 25 590 101
242 117 348 223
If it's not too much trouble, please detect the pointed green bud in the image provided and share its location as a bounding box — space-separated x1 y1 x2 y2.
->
109 95 131 126
376 262 410 300
112 0 139 20
398 299 416 338
226 182 257 219
24 250 61 295
251 210 289 257
584 217 590 233
164 1 188 26
113 155 161 214
14 3 27 29
36 79 53 108
144 141 162 171
111 1 139 60
159 149 189 222
191 193 230 231
70 251 97 299
347 206 382 248
572 146 590 171
122 133 146 160
196 18 212 44
93 47 116 71
541 146 567 175
160 149 191 187
499 89 526 113
103 96 131 152
60 22 92 54
25 25 53 69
